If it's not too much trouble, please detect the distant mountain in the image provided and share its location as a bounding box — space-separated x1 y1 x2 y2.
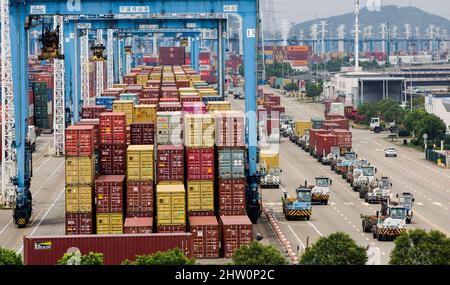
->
292 5 450 38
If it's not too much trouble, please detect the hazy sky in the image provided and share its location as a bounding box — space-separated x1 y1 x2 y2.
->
268 0 450 23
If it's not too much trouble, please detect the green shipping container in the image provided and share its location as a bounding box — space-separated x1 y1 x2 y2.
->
311 118 324 129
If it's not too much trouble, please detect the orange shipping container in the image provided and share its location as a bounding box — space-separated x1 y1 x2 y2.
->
287 46 309 52
291 60 309 66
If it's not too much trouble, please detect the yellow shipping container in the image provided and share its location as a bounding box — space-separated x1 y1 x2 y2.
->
136 74 149 85
133 104 157 123
65 185 93 213
260 150 280 170
295 120 312 137
65 156 95 185
187 181 214 212
112 84 128 89
283 78 292 86
96 213 123 234
112 100 134 126
184 114 215 147
127 145 154 181
189 75 201 82
207 101 231 112
156 184 186 226
179 87 197 94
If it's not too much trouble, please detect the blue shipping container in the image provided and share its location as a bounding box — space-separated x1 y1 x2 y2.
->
95 96 116 110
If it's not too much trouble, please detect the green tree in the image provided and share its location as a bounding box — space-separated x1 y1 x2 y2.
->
283 82 299 92
57 251 103 265
416 113 447 143
389 229 450 265
231 241 288 265
403 108 428 135
305 81 322 98
0 247 23 265
123 248 196 265
299 232 367 265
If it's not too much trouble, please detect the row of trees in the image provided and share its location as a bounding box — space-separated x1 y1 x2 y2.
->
357 98 447 143
305 80 323 98
310 57 381 73
2 229 448 265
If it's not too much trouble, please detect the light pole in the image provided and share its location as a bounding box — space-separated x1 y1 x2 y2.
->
423 133 428 158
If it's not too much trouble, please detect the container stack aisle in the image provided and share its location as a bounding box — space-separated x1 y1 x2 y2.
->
64 125 96 235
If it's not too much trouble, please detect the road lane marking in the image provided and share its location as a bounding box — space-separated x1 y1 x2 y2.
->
414 211 450 236
287 225 306 250
307 221 324 237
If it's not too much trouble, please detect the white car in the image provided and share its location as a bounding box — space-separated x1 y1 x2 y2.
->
385 147 397 157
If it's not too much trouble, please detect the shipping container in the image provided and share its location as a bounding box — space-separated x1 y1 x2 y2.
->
214 111 245 147
295 120 312 137
112 101 134 126
156 145 184 182
329 102 345 117
207 101 231 112
259 150 280 170
65 125 96 157
219 215 253 258
124 217 153 234
158 102 182 112
157 225 186 233
96 213 123 234
133 104 157 123
95 175 125 213
127 145 154 181
186 147 215 180
327 118 349 130
99 145 127 175
332 129 352 152
126 181 154 217
156 111 183 145
316 134 338 158
218 148 245 179
184 114 215 147
130 123 155 145
76 119 100 149
96 96 116 110
323 122 341 130
156 184 186 226
120 93 139 105
187 180 214 213
311 118 324 129
308 129 329 150
65 156 95 186
81 106 107 119
99 112 127 145
65 212 93 235
182 102 207 114
189 216 220 258
65 185 93 213
218 179 246 216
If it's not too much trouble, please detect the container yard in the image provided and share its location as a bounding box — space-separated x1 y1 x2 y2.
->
1 0 449 272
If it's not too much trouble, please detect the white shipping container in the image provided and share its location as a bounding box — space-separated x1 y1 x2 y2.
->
330 102 345 117
156 111 183 145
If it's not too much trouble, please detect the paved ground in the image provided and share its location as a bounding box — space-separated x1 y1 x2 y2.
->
229 88 450 265
0 135 66 255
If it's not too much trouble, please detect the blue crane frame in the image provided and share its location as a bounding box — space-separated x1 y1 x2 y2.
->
8 0 259 219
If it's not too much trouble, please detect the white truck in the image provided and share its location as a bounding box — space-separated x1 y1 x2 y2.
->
352 165 377 197
361 204 407 241
370 117 397 134
310 176 332 205
365 177 392 204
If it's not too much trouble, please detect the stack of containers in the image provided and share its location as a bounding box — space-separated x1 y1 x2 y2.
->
125 145 154 232
99 113 127 175
214 111 247 217
184 114 215 217
65 125 96 235
95 175 125 234
156 108 185 233
131 104 157 145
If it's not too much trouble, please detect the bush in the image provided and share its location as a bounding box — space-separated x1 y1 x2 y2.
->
0 248 23 265
411 139 420 146
57 251 103 265
398 127 410 137
299 232 367 265
231 241 289 265
123 248 196 265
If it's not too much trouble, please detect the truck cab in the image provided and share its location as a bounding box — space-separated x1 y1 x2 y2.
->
370 117 381 133
396 193 414 224
365 177 392 204
335 151 357 174
361 204 407 241
282 187 312 220
353 165 377 194
311 176 332 205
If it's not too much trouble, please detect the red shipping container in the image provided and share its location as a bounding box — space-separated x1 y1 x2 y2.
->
139 98 159 105
24 233 193 265
186 148 214 180
99 112 127 145
183 102 206 114
65 125 95 157
325 113 345 120
157 225 186 233
267 95 281 105
215 112 245 147
130 123 155 145
157 145 184 182
332 129 352 149
267 118 280 137
124 217 153 234
159 97 179 103
258 108 268 121
324 100 332 116
65 212 93 235
180 95 201 103
268 105 285 116
189 216 220 258
187 211 215 217
126 181 154 217
81 106 107 119
316 134 338 157
329 118 350 130
76 119 100 148
176 80 190 89
158 102 182 112
323 122 341 130
99 145 127 175
142 87 160 99
309 129 329 149
95 175 125 213
218 179 246 216
219 215 253 258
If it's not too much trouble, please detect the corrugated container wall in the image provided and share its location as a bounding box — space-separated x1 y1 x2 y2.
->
189 216 220 258
156 184 186 226
217 148 245 179
219 215 253 258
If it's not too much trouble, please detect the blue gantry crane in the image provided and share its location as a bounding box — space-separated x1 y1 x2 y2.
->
1 0 262 226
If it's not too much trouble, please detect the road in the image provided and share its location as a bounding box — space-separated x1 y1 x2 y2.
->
0 135 65 255
229 88 449 265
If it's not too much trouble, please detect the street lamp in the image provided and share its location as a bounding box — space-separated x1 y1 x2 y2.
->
423 133 428 157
